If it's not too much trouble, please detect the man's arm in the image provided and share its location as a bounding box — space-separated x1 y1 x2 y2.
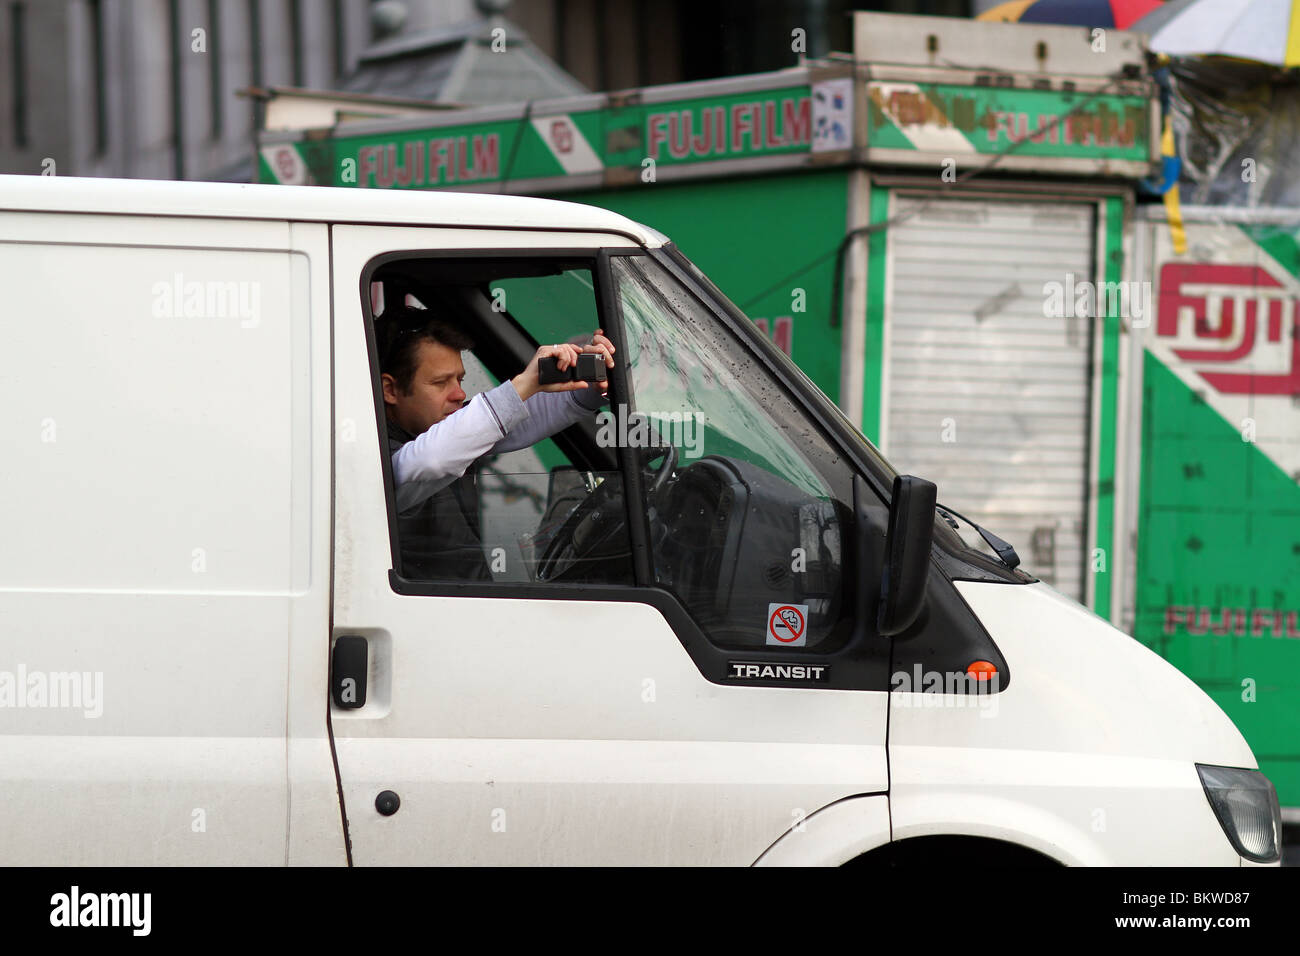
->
391 380 528 492
488 331 614 453
392 384 601 514
489 384 606 454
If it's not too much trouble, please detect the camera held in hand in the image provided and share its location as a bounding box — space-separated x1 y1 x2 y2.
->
538 353 608 385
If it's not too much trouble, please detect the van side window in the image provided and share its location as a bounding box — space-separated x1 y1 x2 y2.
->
610 254 857 651
370 258 634 587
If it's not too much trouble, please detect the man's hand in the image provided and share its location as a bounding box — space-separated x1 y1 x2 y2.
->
512 329 615 402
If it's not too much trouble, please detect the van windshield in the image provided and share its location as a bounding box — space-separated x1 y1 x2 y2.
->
616 255 829 499
610 251 859 649
659 243 899 493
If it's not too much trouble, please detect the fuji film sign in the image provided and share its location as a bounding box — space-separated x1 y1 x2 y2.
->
1148 229 1300 483
1156 262 1300 397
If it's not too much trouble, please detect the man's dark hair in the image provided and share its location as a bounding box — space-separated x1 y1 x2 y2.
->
377 306 474 394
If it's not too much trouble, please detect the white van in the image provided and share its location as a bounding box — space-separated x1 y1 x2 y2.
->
0 175 1281 866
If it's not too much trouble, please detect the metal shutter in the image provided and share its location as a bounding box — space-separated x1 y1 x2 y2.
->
883 196 1095 601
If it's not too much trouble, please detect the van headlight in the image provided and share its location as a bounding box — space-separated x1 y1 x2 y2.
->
1197 764 1282 863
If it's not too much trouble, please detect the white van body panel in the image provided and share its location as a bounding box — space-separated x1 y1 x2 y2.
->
0 206 343 863
0 175 663 247
889 581 1255 865
284 221 352 866
753 795 891 866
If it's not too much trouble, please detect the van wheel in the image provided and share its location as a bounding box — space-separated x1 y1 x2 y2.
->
846 835 1061 867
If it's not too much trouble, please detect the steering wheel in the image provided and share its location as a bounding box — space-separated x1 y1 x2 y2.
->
535 442 678 582
639 440 677 500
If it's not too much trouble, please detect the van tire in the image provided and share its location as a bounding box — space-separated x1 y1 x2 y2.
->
845 835 1061 868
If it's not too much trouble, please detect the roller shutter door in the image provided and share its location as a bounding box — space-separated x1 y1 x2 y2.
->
883 197 1095 601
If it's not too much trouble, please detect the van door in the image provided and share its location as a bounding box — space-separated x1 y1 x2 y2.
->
0 211 340 864
329 225 890 865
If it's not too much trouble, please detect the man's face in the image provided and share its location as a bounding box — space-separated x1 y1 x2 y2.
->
383 339 468 436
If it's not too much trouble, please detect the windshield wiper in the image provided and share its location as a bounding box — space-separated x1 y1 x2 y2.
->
936 504 1021 570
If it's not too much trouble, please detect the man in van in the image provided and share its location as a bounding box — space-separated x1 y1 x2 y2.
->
377 306 615 580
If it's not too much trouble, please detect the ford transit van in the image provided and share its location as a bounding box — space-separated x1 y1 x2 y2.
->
0 175 1281 866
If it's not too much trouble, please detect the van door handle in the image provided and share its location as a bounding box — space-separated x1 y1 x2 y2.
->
331 635 368 709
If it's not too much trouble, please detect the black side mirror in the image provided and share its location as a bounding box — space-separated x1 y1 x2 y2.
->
878 475 937 636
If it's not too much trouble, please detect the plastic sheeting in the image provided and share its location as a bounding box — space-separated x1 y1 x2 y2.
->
1162 57 1300 206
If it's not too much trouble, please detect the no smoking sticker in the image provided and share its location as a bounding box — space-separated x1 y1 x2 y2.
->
766 603 808 647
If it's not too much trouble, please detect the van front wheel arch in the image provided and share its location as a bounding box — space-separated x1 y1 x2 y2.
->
846 835 1062 868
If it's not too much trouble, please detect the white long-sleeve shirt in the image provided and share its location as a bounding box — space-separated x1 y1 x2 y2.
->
390 381 606 514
